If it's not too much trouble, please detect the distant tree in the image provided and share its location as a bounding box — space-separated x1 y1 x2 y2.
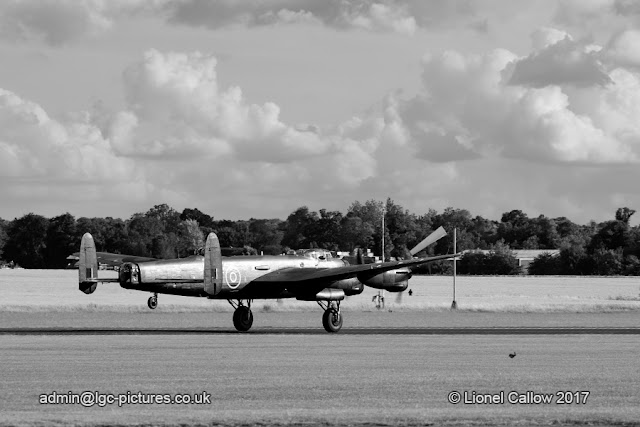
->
457 251 487 274
471 215 499 249
242 245 258 255
3 213 50 268
558 245 591 275
554 217 580 239
589 220 631 253
0 218 8 261
483 247 521 275
146 204 181 233
178 219 205 255
180 208 215 229
521 235 540 249
76 217 128 253
214 222 245 248
385 198 416 250
497 209 531 248
432 207 475 254
339 216 374 252
590 247 624 275
150 234 178 259
248 219 284 253
457 242 520 275
282 206 319 249
529 215 560 249
311 209 343 250
126 213 163 257
615 207 636 224
45 213 77 268
623 255 640 275
528 253 562 275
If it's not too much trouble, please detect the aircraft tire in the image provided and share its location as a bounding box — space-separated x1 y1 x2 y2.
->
233 306 253 332
322 309 343 333
147 296 158 310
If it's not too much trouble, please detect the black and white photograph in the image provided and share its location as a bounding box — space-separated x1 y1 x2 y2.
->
1 1 640 425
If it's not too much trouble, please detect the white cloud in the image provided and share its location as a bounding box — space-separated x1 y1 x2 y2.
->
0 88 147 204
394 32 640 166
117 49 340 162
507 37 611 88
0 0 171 45
0 0 113 45
603 29 640 68
530 27 572 50
555 0 616 27
164 0 487 35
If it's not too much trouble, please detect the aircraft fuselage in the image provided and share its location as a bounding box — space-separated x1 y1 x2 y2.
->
119 254 358 299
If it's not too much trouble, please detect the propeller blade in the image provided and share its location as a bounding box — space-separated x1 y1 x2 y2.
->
395 292 403 304
410 226 447 256
356 248 364 265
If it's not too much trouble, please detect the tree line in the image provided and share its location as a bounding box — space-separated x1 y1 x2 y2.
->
0 201 638 275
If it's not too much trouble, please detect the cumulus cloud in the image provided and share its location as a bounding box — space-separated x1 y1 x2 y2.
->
603 29 640 68
392 32 640 165
0 87 158 214
507 37 611 88
116 49 339 162
0 0 494 44
166 0 419 34
0 0 113 45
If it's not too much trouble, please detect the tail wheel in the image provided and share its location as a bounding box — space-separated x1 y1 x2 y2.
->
233 305 254 332
147 295 158 310
322 308 343 333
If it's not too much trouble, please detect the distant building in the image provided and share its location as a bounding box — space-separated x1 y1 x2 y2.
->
460 249 560 274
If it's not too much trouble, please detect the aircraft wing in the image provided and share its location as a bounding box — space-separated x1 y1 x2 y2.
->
253 253 457 285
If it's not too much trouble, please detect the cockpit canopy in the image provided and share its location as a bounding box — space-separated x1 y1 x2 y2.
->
296 249 333 260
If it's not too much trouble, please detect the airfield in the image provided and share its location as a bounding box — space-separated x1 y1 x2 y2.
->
2 270 640 426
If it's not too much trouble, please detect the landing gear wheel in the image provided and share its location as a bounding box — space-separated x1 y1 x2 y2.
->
322 308 343 333
147 295 158 310
233 305 254 332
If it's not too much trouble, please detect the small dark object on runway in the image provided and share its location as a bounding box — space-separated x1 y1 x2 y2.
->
509 351 516 358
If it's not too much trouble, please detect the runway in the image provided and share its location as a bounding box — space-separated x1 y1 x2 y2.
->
2 326 640 335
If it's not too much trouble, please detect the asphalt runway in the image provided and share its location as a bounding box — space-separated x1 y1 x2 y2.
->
3 333 640 426
2 326 640 335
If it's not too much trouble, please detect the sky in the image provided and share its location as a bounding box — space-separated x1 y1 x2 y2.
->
1 0 640 225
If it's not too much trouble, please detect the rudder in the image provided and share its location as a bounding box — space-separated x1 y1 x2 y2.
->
79 232 99 294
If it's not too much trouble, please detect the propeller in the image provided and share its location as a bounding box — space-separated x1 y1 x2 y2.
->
409 226 447 256
394 226 448 305
395 291 404 304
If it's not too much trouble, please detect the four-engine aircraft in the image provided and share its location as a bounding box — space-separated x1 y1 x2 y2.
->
78 227 452 333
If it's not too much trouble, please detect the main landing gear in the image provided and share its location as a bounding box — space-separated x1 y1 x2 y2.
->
147 293 158 310
229 300 253 332
318 300 343 333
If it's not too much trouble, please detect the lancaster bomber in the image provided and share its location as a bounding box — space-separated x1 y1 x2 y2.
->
78 227 452 333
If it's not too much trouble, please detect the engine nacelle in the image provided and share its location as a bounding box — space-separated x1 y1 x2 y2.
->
361 268 411 292
296 288 345 301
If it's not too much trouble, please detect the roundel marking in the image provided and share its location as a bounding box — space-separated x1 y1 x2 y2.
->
226 268 242 289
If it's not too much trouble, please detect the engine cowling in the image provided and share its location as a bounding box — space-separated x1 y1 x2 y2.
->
360 268 411 292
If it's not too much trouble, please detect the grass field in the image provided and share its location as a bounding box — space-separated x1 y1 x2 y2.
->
2 269 640 313
1 334 639 426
